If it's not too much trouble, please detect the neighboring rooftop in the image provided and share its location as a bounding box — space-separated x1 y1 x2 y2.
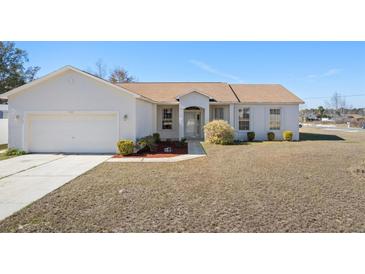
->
118 82 304 104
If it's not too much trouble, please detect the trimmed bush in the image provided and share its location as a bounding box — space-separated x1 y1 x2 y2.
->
282 130 293 141
247 131 255 142
267 132 275 141
204 120 234 145
137 135 157 152
176 137 187 148
152 133 161 143
6 148 26 156
117 140 134 155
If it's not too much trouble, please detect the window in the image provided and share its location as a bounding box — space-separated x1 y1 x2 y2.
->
238 108 250 130
270 108 281 130
214 107 224 120
162 108 173 129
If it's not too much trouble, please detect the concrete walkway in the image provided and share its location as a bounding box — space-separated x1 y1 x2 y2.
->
0 154 110 220
107 141 206 163
187 140 206 155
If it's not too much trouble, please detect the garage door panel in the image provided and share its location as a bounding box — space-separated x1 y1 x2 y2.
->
27 113 118 153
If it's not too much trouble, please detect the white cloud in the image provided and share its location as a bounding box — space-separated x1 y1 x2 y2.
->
307 68 342 79
189 59 242 82
323 68 341 77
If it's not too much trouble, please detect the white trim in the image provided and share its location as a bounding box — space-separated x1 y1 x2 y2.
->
176 90 213 100
0 66 142 100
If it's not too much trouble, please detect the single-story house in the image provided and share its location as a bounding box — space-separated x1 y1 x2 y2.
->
0 66 304 153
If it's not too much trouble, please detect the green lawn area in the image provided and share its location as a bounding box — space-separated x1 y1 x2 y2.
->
0 127 365 232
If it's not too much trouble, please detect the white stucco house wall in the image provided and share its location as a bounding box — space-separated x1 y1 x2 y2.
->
0 104 8 145
0 66 304 153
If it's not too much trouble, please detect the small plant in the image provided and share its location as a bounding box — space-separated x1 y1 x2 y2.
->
176 138 187 148
283 130 293 141
152 133 161 143
247 131 255 142
5 148 26 156
117 140 134 155
267 132 275 141
137 135 157 152
204 120 234 145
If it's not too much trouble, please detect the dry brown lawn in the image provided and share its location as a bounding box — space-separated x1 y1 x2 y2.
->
1 127 365 232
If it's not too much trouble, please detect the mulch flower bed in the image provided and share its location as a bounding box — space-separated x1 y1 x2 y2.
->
113 141 188 158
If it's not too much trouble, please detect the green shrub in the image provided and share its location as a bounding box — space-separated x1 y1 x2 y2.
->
117 140 134 155
5 148 26 156
152 133 161 143
247 131 255 142
137 135 157 152
267 132 275 141
176 138 187 148
282 130 293 141
204 120 234 145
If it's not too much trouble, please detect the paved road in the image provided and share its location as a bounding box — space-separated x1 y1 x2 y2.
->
303 124 365 133
0 154 111 221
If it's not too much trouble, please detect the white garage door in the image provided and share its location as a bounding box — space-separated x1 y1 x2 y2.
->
27 112 118 153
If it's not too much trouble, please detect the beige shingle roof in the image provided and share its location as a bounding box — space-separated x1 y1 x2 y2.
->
230 84 304 104
117 82 238 103
117 82 304 104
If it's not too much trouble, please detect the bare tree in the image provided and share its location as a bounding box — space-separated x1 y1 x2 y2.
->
327 92 348 116
93 59 107 79
109 67 135 83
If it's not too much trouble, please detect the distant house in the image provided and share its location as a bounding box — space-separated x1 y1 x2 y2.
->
1 66 304 153
304 112 319 121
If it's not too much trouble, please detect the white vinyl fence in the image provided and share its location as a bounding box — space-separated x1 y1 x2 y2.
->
0 119 8 145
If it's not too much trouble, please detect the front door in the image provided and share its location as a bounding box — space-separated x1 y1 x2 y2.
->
184 110 201 139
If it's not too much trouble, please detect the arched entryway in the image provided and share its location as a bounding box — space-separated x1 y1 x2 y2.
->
184 106 203 139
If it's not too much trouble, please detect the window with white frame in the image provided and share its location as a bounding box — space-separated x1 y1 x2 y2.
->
162 108 173 129
238 107 250 130
214 107 224 120
269 108 281 130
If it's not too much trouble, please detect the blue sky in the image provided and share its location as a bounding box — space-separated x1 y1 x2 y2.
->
15 42 365 108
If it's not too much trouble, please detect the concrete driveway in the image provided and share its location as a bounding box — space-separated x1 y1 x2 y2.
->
0 154 111 220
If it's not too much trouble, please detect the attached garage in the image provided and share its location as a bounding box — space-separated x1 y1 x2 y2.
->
2 66 154 153
26 112 118 153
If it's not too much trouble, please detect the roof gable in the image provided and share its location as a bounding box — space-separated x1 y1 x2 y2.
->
0 66 141 100
176 90 213 100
